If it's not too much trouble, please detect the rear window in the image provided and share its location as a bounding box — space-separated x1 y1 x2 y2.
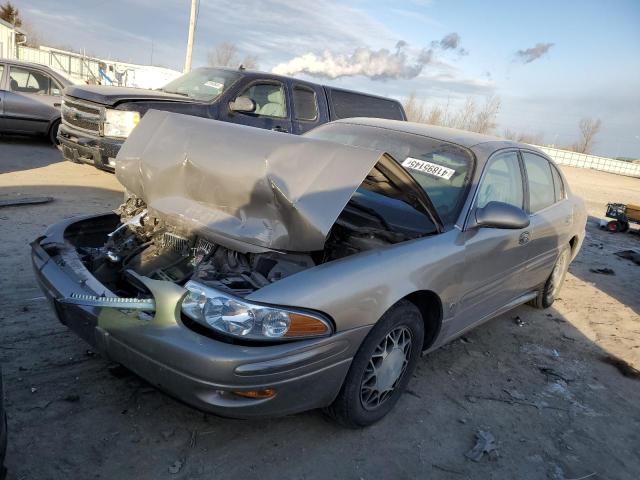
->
327 89 405 121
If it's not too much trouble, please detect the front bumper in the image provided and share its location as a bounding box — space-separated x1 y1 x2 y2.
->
31 214 369 418
58 124 123 173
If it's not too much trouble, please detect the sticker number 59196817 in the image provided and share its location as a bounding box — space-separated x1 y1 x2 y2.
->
401 157 456 180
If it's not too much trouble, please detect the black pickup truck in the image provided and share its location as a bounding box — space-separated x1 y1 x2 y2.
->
58 67 406 172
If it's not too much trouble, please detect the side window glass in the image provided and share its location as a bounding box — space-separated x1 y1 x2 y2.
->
239 82 286 118
0 65 4 84
522 152 555 213
476 151 523 209
550 165 565 202
9 67 50 94
293 86 318 121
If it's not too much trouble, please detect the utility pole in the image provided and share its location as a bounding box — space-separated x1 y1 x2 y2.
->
184 0 197 73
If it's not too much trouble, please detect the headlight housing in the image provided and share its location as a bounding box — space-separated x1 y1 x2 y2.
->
103 109 140 138
181 281 332 341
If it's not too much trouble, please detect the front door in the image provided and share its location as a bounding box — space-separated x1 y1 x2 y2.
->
222 80 292 133
2 65 62 134
455 150 530 332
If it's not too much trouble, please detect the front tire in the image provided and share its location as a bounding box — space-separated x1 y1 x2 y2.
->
48 119 61 145
531 245 571 309
324 300 424 428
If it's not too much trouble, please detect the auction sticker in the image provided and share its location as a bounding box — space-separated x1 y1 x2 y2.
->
401 157 455 180
204 81 224 90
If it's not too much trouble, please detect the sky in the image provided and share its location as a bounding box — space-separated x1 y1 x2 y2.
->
13 0 640 158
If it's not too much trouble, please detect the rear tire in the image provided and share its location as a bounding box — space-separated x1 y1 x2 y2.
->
619 221 630 233
324 300 424 428
48 119 61 145
531 245 571 309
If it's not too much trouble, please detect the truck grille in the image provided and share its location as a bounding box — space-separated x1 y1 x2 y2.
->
61 96 104 135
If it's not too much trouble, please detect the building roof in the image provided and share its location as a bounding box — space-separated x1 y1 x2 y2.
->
0 17 26 33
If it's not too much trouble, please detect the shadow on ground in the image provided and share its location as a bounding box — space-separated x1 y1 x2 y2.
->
0 136 63 174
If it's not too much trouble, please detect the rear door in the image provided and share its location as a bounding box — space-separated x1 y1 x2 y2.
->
222 79 292 133
521 150 572 287
456 150 530 331
2 65 61 134
290 83 328 134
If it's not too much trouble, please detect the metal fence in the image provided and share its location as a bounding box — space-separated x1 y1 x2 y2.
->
16 45 101 83
535 145 640 179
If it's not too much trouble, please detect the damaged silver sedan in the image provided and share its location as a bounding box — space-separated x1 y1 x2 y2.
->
32 111 587 427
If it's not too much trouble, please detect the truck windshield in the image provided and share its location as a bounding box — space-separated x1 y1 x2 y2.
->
160 68 241 102
305 123 475 226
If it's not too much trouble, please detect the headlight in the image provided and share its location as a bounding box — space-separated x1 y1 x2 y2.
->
181 281 332 341
103 109 140 138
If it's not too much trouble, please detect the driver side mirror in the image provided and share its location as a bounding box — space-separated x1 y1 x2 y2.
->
229 96 256 113
470 201 530 229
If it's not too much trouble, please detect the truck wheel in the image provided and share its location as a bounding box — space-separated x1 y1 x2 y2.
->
531 245 570 309
48 120 61 145
324 300 424 428
619 221 630 233
606 220 620 233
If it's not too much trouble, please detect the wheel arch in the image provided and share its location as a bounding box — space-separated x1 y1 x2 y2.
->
402 290 443 350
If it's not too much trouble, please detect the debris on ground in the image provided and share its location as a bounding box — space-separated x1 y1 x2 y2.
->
168 459 184 474
513 316 526 327
589 267 615 275
0 195 54 208
615 249 640 266
465 430 498 462
601 355 640 379
63 394 80 403
30 387 38 393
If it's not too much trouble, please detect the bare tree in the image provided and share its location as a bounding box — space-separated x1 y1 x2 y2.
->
403 93 501 134
207 42 259 69
503 128 544 145
572 117 602 154
0 1 22 27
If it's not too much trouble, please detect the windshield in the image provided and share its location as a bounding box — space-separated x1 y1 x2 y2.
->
161 68 241 102
305 123 474 226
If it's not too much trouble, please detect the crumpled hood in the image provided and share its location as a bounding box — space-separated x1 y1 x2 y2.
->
115 110 385 253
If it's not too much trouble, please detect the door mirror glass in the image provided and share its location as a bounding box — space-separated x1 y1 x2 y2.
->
472 201 530 229
229 96 256 113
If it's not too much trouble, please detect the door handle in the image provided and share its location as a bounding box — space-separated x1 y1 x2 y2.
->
271 126 288 133
54 102 61 107
519 231 530 245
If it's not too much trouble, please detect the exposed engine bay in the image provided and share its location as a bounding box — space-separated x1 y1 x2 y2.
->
77 191 434 299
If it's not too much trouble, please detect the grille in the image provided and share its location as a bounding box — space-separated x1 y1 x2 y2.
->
61 96 104 135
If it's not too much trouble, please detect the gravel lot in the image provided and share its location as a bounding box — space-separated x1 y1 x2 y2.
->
1 137 639 480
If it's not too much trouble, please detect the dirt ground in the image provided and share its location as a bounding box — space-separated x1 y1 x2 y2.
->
1 137 639 480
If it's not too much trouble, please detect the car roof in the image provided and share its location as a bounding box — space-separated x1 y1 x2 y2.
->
0 59 72 85
193 66 403 103
332 117 522 149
